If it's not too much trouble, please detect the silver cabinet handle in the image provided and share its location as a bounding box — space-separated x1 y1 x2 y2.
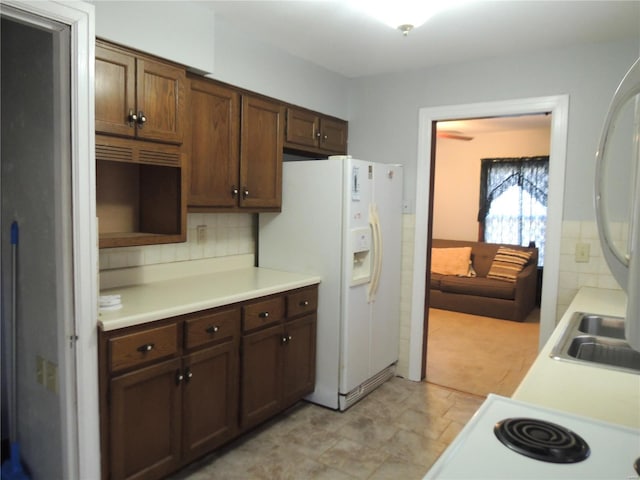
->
127 109 137 127
137 111 147 128
206 325 220 334
137 343 154 353
231 185 239 198
300 300 309 307
242 188 249 199
259 311 269 319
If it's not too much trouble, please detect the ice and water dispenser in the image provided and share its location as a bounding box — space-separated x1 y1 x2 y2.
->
351 227 371 285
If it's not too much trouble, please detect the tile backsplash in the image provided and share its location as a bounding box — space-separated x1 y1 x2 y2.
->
557 220 624 320
99 213 256 271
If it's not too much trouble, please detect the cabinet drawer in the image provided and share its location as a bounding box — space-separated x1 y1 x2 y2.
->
286 287 318 318
109 323 178 373
184 307 240 350
242 296 284 332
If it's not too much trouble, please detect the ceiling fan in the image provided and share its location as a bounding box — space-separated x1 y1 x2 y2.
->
436 130 474 141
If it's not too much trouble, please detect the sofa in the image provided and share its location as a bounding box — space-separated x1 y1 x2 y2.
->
429 239 538 322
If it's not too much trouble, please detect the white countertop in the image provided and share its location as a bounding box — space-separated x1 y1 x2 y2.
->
513 287 640 428
98 266 321 331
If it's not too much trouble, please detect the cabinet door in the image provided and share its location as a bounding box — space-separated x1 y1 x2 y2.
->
136 57 186 144
320 118 348 154
95 44 136 138
282 314 317 408
110 358 182 480
240 324 284 430
182 341 239 462
239 96 284 210
187 79 240 208
285 108 319 149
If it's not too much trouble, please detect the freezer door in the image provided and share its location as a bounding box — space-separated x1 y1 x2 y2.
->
370 163 403 375
340 158 375 393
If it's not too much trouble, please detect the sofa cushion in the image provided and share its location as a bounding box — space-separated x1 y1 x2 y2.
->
430 273 444 289
487 247 533 282
439 276 516 300
431 247 472 276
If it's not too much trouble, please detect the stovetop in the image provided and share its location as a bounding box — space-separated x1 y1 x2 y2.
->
424 394 640 479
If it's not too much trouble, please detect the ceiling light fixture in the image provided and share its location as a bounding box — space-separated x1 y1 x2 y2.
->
348 0 471 36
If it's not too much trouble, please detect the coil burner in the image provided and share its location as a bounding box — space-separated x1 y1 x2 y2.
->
494 417 590 463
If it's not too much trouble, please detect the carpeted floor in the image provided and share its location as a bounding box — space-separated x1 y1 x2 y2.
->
425 308 540 397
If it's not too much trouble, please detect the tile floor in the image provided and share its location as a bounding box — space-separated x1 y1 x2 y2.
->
170 378 485 480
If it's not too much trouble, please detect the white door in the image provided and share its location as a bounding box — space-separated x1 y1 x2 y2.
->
370 164 403 375
340 159 374 393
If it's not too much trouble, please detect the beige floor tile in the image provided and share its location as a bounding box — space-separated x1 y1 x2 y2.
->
317 438 390 479
385 429 448 469
368 455 429 480
170 378 496 480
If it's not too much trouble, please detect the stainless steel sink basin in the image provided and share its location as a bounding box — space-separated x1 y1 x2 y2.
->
551 312 640 374
577 314 626 339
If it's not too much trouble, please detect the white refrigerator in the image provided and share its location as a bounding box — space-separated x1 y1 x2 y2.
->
259 156 403 410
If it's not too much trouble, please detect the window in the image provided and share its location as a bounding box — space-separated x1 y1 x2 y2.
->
478 157 549 265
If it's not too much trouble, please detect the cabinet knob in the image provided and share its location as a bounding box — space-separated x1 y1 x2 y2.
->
299 300 309 307
322 134 328 142
185 368 193 383
206 325 220 334
231 185 239 198
281 336 288 344
137 343 154 353
176 370 184 385
137 111 147 128
242 188 249 199
259 311 269 319
127 109 138 127
315 131 321 139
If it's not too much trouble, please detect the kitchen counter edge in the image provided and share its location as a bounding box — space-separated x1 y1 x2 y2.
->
513 286 639 428
98 267 321 332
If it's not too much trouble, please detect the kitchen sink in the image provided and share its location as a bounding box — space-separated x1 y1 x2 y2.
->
577 314 626 339
551 312 640 374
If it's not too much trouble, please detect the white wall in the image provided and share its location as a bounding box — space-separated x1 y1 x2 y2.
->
433 128 551 240
347 40 639 221
91 0 216 74
91 0 350 120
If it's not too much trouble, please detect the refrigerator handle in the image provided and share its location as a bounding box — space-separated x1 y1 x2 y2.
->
367 204 383 303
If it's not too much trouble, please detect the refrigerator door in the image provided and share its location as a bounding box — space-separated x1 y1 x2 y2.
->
340 159 375 393
258 159 345 409
370 163 403 375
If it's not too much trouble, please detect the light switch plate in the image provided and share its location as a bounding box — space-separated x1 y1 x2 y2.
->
575 242 590 263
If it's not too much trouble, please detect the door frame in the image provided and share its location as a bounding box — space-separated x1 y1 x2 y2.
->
407 95 569 381
1 1 98 478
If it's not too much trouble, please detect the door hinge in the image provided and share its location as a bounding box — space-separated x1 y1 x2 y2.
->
69 334 79 348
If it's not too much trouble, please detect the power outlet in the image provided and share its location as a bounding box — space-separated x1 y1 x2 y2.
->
575 242 590 263
196 225 207 245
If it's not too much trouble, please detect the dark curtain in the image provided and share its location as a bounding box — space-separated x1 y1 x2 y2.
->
478 156 549 264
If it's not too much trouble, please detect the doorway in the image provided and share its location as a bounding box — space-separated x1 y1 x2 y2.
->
425 115 550 394
0 2 98 478
406 96 569 381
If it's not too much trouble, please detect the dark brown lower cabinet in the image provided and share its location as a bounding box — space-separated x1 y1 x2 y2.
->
99 285 317 480
182 341 238 463
241 324 284 430
110 358 182 480
282 314 317 408
241 313 317 430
